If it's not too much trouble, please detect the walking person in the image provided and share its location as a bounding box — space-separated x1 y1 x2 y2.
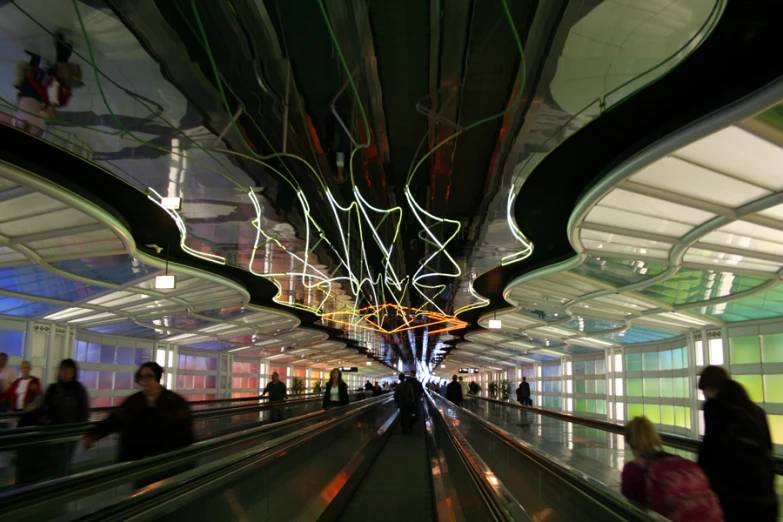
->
697 366 777 521
0 352 19 414
446 375 464 407
323 368 349 409
622 416 723 521
394 372 416 434
517 377 532 406
1 361 42 412
261 372 288 422
83 362 194 488
39 359 89 477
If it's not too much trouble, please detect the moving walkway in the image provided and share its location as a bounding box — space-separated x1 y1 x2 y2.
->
0 391 666 521
0 392 364 489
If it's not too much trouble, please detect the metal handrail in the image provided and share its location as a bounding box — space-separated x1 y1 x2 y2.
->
0 394 387 519
450 394 662 522
0 391 330 422
426 392 532 522
468 395 783 475
48 396 394 522
0 394 349 450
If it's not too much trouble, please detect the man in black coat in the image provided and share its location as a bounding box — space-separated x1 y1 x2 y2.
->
83 362 194 462
517 377 532 406
445 375 464 406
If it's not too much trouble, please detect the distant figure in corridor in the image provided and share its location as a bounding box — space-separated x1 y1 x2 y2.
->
446 375 464 407
622 416 723 521
698 366 777 522
323 368 349 409
394 372 416 434
516 377 532 406
0 352 19 413
40 359 89 477
469 381 480 395
262 371 288 422
2 360 42 412
458 376 468 399
83 362 194 463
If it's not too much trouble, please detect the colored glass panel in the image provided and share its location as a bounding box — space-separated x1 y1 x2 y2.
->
638 269 767 306
644 377 660 397
644 404 661 424
762 334 783 363
662 405 675 426
628 403 644 419
764 375 783 404
730 336 762 364
643 351 659 371
734 374 764 403
627 378 643 396
626 353 642 372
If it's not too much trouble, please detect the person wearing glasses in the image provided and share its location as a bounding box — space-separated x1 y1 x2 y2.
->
83 362 194 463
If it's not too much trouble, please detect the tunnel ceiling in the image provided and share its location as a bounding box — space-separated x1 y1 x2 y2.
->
2 0 782 374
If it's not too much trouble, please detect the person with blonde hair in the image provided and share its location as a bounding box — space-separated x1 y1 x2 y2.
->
622 416 723 521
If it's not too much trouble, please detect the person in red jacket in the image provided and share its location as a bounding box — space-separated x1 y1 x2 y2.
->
14 31 76 136
2 361 42 412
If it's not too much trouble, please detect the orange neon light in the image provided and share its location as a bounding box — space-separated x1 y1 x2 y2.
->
322 303 467 335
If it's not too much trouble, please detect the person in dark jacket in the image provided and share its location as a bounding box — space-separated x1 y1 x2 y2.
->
445 375 464 406
323 368 349 409
698 366 778 522
83 362 194 463
39 358 89 477
517 377 532 406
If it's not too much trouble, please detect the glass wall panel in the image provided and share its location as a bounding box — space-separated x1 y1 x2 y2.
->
762 334 783 363
626 353 642 372
627 378 643 396
731 336 762 364
734 374 764 403
643 352 659 371
765 375 783 403
628 403 644 419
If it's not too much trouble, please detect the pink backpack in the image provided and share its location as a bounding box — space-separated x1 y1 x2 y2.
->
642 455 724 522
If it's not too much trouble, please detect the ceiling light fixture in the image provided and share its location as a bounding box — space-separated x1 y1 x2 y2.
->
161 197 182 210
155 241 176 290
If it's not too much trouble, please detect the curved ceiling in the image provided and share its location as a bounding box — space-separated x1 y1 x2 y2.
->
2 0 782 375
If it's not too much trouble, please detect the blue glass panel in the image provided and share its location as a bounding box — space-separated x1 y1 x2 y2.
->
0 330 24 356
86 321 165 339
53 255 158 285
184 340 234 351
116 346 135 365
135 348 153 365
527 353 558 362
0 265 108 302
601 326 680 344
0 296 62 317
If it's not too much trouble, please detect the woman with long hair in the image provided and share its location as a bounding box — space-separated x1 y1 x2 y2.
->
622 416 722 521
322 368 349 409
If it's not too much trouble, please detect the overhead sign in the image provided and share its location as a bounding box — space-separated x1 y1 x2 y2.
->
339 367 359 373
458 368 479 374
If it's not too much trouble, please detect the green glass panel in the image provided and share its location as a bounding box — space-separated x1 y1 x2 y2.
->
662 405 675 426
644 377 660 397
765 375 783 404
673 377 685 399
639 269 768 306
672 347 684 370
628 403 644 419
597 399 607 415
576 398 587 412
595 359 606 374
645 404 661 424
684 407 691 429
575 380 586 394
587 399 596 413
659 350 673 370
734 374 764 403
596 380 606 395
660 377 673 398
681 347 688 368
626 353 642 372
586 380 596 394
731 336 762 364
698 287 783 322
762 334 783 363
674 406 686 427
627 378 643 396
585 360 595 375
643 351 659 371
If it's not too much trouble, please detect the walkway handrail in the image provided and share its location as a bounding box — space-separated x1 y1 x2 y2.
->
0 394 388 520
468 395 783 475
0 393 362 450
451 394 663 521
426 392 532 522
33 396 394 522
